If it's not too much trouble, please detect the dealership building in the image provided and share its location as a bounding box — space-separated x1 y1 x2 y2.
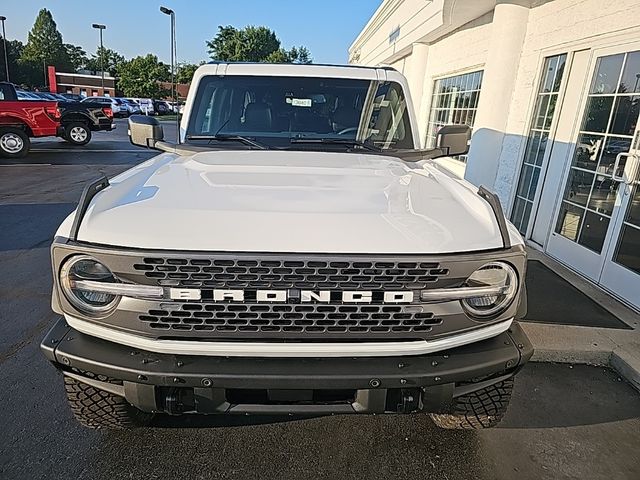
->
350 0 640 311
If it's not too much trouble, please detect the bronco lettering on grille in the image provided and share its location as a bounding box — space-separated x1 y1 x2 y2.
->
170 289 415 304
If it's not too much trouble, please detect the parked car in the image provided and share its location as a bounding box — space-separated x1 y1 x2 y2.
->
56 97 116 145
60 93 84 102
15 87 115 145
81 96 122 117
153 100 172 115
41 63 533 430
117 98 141 115
132 98 154 115
0 82 62 158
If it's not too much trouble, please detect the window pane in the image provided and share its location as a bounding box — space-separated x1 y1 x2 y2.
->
583 96 614 132
524 131 542 165
578 210 610 253
619 50 640 93
517 165 534 198
556 202 585 241
535 95 551 129
564 169 595 206
535 132 549 166
610 95 639 135
511 197 527 231
587 176 619 216
543 56 559 93
599 136 631 174
590 54 624 94
614 224 640 274
426 70 483 150
574 134 604 170
626 185 640 227
545 94 558 128
528 167 541 199
553 55 566 92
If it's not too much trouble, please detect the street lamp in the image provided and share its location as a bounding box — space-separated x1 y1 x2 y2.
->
160 6 178 142
0 16 8 82
92 23 106 93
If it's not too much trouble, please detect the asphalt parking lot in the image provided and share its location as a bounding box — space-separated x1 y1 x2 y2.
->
1 119 639 480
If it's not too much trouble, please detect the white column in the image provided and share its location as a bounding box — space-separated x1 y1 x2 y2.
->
464 1 530 197
404 43 429 128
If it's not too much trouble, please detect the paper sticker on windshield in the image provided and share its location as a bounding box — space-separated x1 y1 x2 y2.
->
290 98 312 107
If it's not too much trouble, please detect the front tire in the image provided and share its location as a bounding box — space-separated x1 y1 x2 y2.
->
64 375 153 429
0 127 30 158
429 378 514 429
64 122 92 146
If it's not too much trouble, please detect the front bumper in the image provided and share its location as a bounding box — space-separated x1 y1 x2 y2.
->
41 317 533 415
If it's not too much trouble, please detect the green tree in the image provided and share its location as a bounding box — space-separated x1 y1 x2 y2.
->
85 47 125 76
117 54 170 98
64 44 87 71
0 37 24 82
206 25 312 64
20 8 72 75
175 62 203 84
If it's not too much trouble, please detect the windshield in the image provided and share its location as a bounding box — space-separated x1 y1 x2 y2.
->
186 75 414 150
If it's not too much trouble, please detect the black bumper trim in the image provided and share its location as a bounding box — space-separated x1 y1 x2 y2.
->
41 318 533 392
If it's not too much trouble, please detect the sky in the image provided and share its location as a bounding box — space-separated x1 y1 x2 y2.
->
1 0 381 65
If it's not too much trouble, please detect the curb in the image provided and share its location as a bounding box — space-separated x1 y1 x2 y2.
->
521 322 640 393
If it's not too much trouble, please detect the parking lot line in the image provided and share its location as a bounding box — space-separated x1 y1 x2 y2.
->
0 163 53 167
30 149 143 153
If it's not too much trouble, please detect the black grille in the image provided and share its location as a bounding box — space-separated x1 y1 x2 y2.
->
133 257 449 290
139 303 442 337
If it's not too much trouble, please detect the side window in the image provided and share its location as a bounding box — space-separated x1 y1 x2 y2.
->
365 82 413 149
0 84 11 101
426 70 483 161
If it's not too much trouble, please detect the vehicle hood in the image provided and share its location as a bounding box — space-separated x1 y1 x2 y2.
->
65 150 518 254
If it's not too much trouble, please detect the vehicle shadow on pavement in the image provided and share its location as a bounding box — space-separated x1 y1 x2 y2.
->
0 203 76 252
496 363 640 429
92 415 486 480
1 149 156 166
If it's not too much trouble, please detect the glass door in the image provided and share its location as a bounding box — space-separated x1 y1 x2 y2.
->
599 142 640 308
547 46 640 310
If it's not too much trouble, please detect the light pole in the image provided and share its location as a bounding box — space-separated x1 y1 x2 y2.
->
0 16 8 82
160 6 178 142
92 23 106 93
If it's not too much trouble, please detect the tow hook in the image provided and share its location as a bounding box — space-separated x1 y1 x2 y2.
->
396 388 421 413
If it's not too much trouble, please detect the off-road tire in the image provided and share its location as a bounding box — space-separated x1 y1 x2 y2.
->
0 127 30 158
63 122 92 146
64 375 153 429
429 378 514 429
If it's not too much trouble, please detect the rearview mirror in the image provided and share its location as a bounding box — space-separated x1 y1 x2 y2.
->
128 115 164 148
436 124 471 156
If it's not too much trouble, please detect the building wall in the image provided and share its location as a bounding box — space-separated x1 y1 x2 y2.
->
493 0 640 210
351 0 640 205
414 12 493 140
54 71 116 97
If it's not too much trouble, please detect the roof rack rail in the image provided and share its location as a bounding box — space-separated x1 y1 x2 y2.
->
205 61 397 71
477 186 511 249
69 176 110 242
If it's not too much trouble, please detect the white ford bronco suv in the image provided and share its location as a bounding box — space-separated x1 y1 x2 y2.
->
41 63 532 429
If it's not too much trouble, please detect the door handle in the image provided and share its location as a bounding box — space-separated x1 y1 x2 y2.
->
612 152 638 184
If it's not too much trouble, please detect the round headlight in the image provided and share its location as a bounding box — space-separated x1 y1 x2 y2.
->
60 255 120 315
461 262 518 318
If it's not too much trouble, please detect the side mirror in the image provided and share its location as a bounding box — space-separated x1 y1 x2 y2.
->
128 115 164 148
436 124 471 156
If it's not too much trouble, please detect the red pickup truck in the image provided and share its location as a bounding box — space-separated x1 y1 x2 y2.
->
0 82 62 158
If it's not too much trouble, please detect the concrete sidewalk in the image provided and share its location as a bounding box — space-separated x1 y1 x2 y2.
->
523 249 640 392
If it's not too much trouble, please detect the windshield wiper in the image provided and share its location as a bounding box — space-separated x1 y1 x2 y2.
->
289 138 382 152
186 134 268 150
